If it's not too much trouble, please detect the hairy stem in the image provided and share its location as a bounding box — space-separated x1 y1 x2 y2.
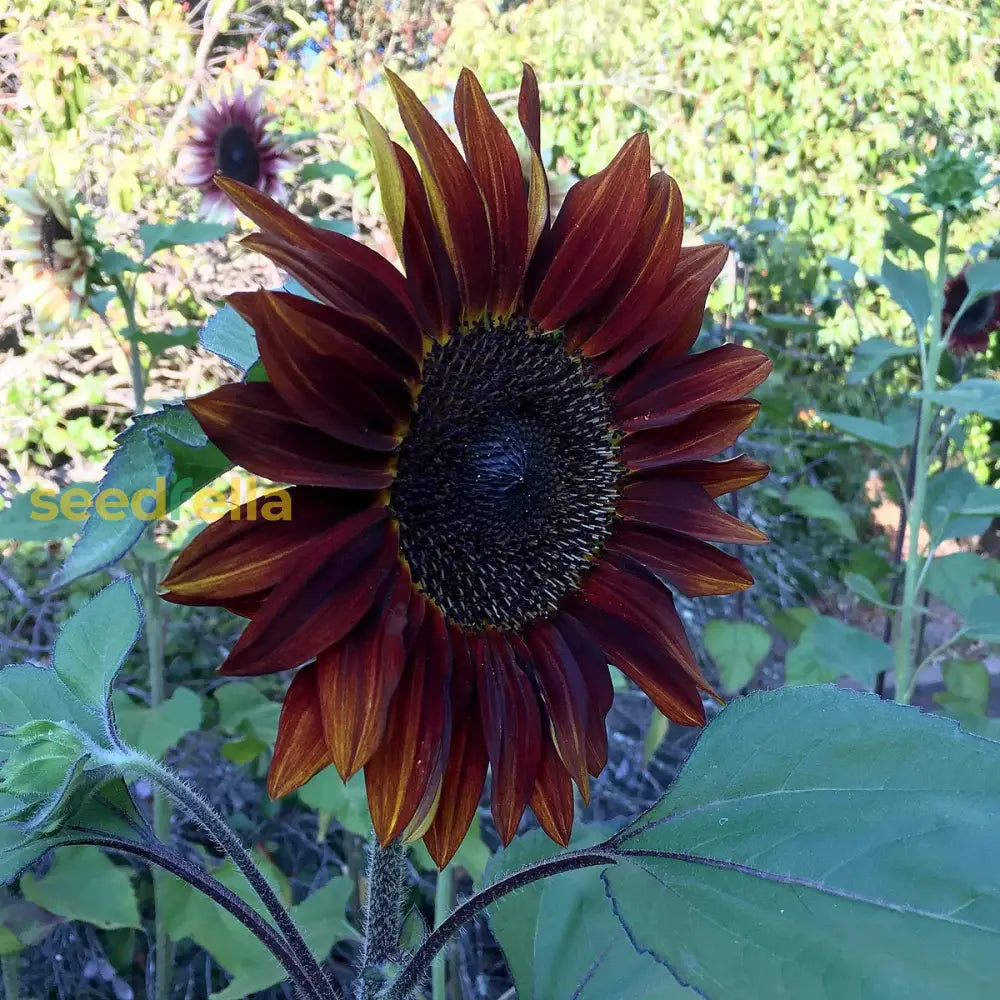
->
383 850 616 1000
893 212 950 704
358 839 405 1000
130 756 340 999
63 833 325 1000
431 864 454 1000
1 954 19 1000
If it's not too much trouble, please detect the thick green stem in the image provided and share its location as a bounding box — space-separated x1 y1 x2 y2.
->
892 213 950 703
2 954 19 1000
138 564 173 1000
431 865 454 1000
358 838 405 1000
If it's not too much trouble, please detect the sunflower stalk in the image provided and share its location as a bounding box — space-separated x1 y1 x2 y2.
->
121 754 340 998
357 838 405 1000
891 211 951 703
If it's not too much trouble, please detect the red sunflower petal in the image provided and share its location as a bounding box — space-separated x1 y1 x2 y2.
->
422 707 489 868
569 173 683 354
571 559 709 727
551 611 613 777
239 233 423 359
365 603 453 845
229 289 420 386
614 345 773 431
518 63 549 262
476 633 542 845
220 511 398 676
267 665 333 799
216 176 418 323
619 478 768 545
607 525 754 597
316 562 412 779
161 488 359 601
529 731 575 847
358 104 407 259
622 399 761 469
385 69 492 318
597 243 729 377
393 141 461 339
186 382 393 488
455 68 530 315
524 621 591 800
652 454 770 498
230 292 409 451
527 133 651 331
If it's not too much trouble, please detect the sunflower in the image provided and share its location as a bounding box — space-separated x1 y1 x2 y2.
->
943 269 1000 356
162 66 771 867
177 84 294 223
6 179 95 325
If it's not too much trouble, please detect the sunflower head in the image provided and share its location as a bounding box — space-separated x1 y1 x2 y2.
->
162 66 771 866
177 84 294 223
6 179 96 326
944 270 1000 356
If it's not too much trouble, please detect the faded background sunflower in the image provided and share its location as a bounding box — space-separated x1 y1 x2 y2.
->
1 1 1000 998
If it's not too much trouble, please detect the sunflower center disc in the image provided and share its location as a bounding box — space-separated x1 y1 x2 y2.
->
215 124 261 186
391 316 621 630
40 211 72 272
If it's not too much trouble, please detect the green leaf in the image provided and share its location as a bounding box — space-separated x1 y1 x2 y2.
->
21 846 140 929
843 571 896 609
767 605 817 643
53 579 141 711
135 327 199 356
297 768 370 838
0 664 104 743
199 302 258 373
162 865 355 1000
826 255 859 283
934 660 990 717
138 220 231 258
817 411 903 448
410 819 491 881
784 485 857 541
846 337 915 385
214 683 280 744
925 468 993 541
964 595 1000 643
880 258 932 332
964 258 1000 301
487 828 697 1000
111 687 202 758
924 553 997 617
0 484 96 542
956 483 1000 517
703 620 771 692
0 889 61 954
52 405 232 589
299 161 357 182
98 250 147 277
915 379 1000 420
786 615 892 686
884 210 935 257
642 710 669 764
757 313 819 332
605 685 1000 1000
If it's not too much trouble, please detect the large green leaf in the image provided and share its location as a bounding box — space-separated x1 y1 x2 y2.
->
703 620 771 692
916 379 1000 421
53 579 141 711
486 828 697 1000
111 687 203 758
51 405 232 589
138 219 231 258
162 864 355 1000
846 337 915 385
785 615 891 686
784 485 857 541
818 412 904 448
605 685 1000 1000
923 553 997 617
924 468 993 541
0 484 96 542
297 768 370 838
880 258 931 332
20 845 140 930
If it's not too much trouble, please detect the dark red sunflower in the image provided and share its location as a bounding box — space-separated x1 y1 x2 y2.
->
943 269 1000 356
161 66 771 867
